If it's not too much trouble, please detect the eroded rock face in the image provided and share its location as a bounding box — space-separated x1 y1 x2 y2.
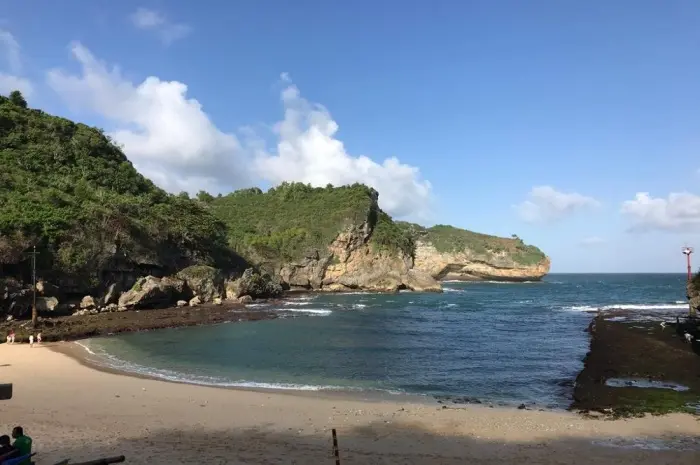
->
412 241 550 282
275 223 442 293
232 268 283 299
118 276 190 310
176 265 225 303
687 281 699 314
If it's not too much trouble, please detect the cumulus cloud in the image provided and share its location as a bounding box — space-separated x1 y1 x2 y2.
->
130 8 191 45
621 192 700 232
0 28 33 97
253 76 432 218
514 186 600 223
580 236 605 247
46 45 432 219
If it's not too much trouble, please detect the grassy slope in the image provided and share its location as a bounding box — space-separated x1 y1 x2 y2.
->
208 182 413 266
0 93 234 288
396 222 547 266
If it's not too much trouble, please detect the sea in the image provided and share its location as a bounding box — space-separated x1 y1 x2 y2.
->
76 273 689 409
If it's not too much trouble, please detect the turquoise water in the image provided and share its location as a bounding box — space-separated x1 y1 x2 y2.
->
80 274 688 408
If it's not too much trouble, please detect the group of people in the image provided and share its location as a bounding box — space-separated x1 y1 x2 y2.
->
0 427 32 464
4 331 41 347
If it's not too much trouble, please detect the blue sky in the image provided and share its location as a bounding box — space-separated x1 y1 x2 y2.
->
1 0 699 273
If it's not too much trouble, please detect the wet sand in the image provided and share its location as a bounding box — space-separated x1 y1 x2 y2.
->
0 343 698 464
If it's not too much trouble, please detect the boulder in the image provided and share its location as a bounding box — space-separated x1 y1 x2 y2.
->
103 303 118 312
189 296 202 307
213 297 222 306
232 268 283 299
118 276 190 310
176 265 225 303
100 282 122 306
36 296 59 312
36 280 61 298
402 270 443 293
176 300 188 307
80 295 96 309
238 295 253 304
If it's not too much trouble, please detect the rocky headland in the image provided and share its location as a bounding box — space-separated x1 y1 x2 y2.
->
0 90 549 324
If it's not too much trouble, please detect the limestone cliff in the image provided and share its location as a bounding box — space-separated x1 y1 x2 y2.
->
399 223 550 282
210 183 441 293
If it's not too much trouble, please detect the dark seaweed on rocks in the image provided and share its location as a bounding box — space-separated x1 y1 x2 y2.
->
571 312 700 418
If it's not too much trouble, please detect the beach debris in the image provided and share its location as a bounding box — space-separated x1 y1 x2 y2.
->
176 300 188 307
683 332 693 343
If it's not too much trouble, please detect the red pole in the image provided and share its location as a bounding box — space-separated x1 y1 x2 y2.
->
688 253 692 281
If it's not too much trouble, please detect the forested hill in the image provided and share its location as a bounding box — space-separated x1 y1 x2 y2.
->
0 91 238 292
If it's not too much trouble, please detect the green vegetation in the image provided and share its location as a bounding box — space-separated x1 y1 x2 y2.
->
0 91 234 288
604 389 700 419
0 90 547 290
397 222 547 266
209 182 413 264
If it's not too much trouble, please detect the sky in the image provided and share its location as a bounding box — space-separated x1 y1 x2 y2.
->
1 0 699 273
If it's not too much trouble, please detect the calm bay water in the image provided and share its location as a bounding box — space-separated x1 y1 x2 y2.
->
80 274 688 408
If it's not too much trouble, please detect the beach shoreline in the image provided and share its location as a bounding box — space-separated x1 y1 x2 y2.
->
0 343 698 464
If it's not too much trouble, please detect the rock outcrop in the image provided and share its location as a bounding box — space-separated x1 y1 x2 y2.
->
396 223 550 282
229 268 283 299
118 276 191 310
687 280 699 315
413 241 550 282
176 265 225 303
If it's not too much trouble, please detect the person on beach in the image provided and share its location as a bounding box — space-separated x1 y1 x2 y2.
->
28 335 33 348
0 434 17 458
11 427 32 465
8 330 15 344
36 333 41 344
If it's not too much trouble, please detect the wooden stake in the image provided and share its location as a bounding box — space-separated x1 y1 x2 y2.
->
332 428 340 464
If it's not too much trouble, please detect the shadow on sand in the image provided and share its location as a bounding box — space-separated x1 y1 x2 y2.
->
44 420 700 465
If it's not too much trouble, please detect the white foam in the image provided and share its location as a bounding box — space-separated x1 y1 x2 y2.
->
444 303 458 308
675 300 686 304
442 288 465 293
562 303 687 312
279 308 332 316
352 304 367 309
73 340 96 355
284 301 313 306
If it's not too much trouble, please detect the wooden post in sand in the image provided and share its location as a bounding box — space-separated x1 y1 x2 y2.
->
331 428 340 464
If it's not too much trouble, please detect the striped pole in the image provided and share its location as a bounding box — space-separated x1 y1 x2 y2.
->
331 428 340 464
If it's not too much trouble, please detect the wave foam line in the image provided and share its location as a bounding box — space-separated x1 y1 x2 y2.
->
562 303 687 312
275 308 332 316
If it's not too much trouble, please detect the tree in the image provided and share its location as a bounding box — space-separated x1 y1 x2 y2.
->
9 90 27 108
177 191 190 200
196 190 214 203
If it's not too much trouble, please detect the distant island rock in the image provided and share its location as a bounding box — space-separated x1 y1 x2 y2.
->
0 90 549 319
397 224 550 282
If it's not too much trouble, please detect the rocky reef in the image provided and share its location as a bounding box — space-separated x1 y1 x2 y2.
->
398 224 550 282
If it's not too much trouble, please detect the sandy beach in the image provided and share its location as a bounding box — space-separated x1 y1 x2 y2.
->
0 343 698 464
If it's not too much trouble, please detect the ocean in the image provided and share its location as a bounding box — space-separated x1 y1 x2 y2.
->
77 273 688 409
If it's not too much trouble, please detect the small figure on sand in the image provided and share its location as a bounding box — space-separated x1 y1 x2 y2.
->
7 330 15 344
11 426 32 464
28 335 34 348
36 333 41 345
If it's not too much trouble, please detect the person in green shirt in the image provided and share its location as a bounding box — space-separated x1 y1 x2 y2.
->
10 427 31 465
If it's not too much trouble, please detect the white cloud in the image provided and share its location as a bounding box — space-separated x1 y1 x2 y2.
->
0 28 33 97
580 236 605 247
621 192 700 232
130 8 191 45
514 186 600 223
253 76 432 218
46 46 432 219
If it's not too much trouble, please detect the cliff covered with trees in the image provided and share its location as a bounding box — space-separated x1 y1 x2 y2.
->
0 92 549 318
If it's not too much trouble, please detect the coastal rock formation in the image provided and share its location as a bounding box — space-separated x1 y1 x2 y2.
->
211 184 443 293
118 276 191 310
229 268 283 299
176 265 225 303
398 224 550 282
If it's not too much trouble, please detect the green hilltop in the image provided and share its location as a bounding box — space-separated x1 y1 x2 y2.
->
207 182 413 266
0 90 547 294
396 222 547 266
0 91 236 289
